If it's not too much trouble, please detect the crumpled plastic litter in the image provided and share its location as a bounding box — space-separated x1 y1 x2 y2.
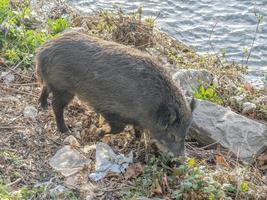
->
89 142 133 181
49 145 90 177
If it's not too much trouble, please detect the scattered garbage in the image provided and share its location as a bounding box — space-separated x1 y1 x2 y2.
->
23 105 38 119
49 142 133 181
89 142 133 181
1 71 15 84
49 145 91 177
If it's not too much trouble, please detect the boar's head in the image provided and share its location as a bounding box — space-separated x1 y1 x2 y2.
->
153 98 195 157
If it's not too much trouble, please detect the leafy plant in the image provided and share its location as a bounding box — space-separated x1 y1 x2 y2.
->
144 17 155 28
240 181 248 192
0 0 69 67
48 17 70 35
194 84 223 105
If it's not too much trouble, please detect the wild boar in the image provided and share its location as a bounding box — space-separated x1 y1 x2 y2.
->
36 32 194 157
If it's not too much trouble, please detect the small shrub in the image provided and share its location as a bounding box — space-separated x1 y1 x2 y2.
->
48 17 70 35
194 84 224 105
0 0 69 67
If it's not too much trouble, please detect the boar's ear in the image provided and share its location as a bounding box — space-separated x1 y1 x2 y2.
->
157 104 179 129
190 98 196 112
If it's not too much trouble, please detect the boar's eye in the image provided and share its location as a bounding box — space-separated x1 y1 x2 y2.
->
157 104 179 129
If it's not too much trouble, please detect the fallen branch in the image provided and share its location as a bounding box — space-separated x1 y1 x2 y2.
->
6 178 22 187
0 84 39 98
0 126 26 129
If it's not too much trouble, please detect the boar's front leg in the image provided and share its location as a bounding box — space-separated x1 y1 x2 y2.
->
51 89 74 133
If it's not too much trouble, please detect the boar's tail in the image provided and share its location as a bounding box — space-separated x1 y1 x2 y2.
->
35 48 48 85
35 58 43 84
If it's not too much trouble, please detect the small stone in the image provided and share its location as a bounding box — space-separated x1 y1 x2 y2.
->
242 102 257 114
1 71 15 84
50 185 69 199
63 135 80 147
75 121 83 127
172 69 214 96
89 124 97 134
23 105 37 119
229 95 246 108
254 95 267 105
73 131 81 140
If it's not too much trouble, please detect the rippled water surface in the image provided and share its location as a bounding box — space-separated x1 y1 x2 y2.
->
68 0 267 84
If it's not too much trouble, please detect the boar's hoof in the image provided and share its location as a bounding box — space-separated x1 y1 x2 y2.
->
58 126 71 133
38 102 49 111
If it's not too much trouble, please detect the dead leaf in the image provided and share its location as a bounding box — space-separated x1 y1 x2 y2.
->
150 178 162 195
244 83 255 95
82 144 96 153
102 134 112 144
259 165 267 171
215 153 230 168
257 152 267 171
0 57 6 66
162 173 170 192
257 153 267 161
215 145 230 168
105 171 121 180
124 162 143 179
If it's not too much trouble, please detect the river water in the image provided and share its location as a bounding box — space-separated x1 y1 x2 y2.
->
67 0 267 87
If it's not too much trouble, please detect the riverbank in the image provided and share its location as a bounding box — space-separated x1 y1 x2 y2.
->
66 3 267 122
0 1 266 199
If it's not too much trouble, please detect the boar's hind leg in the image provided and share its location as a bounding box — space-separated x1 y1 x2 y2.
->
51 89 74 133
103 113 126 134
38 85 50 110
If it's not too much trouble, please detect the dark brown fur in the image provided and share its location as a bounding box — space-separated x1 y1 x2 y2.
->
36 32 194 156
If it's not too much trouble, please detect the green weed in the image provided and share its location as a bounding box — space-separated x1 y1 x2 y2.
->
194 84 224 105
0 0 69 67
0 183 44 200
48 17 70 35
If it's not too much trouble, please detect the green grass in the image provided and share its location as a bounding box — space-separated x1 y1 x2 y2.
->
0 0 69 67
0 182 44 200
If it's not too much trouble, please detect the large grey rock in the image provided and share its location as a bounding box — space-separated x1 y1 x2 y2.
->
172 69 214 96
189 100 267 163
